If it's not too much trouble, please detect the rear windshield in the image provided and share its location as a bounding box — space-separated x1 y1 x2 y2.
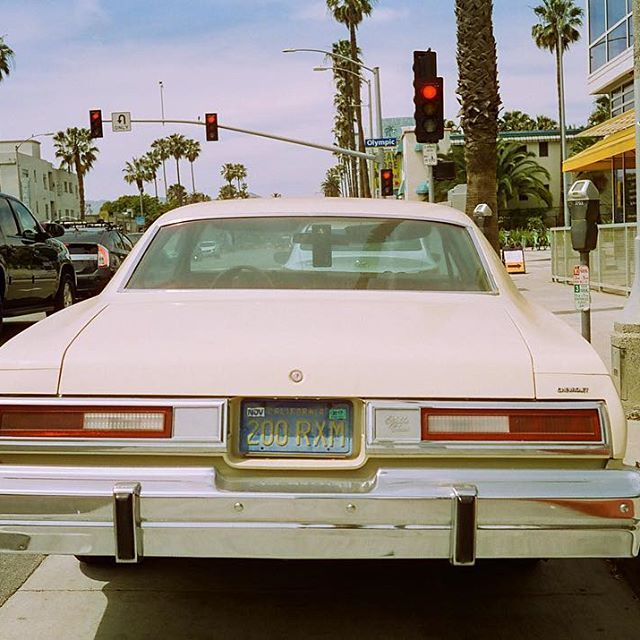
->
126 216 492 292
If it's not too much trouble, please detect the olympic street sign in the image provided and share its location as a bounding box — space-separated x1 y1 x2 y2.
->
365 137 397 148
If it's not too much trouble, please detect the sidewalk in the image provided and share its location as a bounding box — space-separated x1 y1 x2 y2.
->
511 249 639 466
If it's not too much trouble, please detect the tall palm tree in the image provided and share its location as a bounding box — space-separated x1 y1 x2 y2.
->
326 0 376 198
221 163 236 187
166 133 187 188
141 150 161 199
455 0 502 250
184 139 201 194
0 36 15 83
151 137 171 199
123 157 150 218
535 114 559 130
53 127 99 220
588 95 611 127
321 167 342 197
232 163 247 192
532 0 583 219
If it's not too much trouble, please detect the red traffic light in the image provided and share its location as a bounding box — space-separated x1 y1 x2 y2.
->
421 84 438 100
380 168 394 197
381 170 392 179
205 112 219 142
89 109 103 139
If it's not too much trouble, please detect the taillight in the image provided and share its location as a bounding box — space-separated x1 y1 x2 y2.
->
0 406 172 438
97 244 110 268
421 407 602 442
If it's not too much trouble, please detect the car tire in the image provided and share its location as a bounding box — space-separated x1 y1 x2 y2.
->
47 273 76 316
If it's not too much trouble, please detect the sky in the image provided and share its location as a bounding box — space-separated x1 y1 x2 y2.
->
0 0 592 202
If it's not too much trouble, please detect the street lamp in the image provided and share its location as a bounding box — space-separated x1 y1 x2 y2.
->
15 132 55 202
283 48 383 139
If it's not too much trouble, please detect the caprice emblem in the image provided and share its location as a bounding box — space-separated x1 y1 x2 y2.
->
557 387 589 394
385 414 410 432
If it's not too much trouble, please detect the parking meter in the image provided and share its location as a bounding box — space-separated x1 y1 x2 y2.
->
568 179 600 343
473 203 493 233
568 180 600 252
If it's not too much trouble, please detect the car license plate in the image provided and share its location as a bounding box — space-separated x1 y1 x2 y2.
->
239 400 353 457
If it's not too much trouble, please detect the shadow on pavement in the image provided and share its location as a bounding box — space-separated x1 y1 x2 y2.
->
80 557 638 640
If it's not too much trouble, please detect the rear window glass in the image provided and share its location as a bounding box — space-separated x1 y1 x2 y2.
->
126 216 492 292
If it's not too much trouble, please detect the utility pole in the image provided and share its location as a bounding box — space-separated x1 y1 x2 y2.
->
611 0 640 415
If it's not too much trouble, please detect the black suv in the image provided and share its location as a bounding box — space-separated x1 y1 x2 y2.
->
57 222 134 298
0 193 76 329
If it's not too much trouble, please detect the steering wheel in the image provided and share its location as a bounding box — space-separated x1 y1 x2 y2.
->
213 265 274 288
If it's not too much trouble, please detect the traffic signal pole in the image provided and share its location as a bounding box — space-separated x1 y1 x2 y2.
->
99 117 378 164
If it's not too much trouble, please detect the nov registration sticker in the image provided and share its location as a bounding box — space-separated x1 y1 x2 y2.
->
239 399 353 457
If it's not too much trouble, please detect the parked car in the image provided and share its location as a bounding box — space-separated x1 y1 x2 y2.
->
0 198 636 567
196 239 221 258
125 232 144 246
57 221 134 298
0 193 75 330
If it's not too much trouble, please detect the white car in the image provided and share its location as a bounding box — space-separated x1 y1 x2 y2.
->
0 198 637 566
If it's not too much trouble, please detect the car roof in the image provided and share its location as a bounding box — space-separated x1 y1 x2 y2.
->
154 198 473 228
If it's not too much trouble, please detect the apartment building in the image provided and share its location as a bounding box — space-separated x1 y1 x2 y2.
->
0 140 80 222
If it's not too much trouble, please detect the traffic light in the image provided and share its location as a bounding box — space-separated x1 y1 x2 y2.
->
413 50 444 144
380 168 394 197
89 109 103 139
205 113 219 141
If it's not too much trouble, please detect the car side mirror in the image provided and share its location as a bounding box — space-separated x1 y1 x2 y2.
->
42 222 65 238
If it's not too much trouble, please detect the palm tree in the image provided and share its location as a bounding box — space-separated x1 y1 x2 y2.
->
331 39 358 197
499 111 537 132
0 36 15 83
141 150 161 199
184 139 201 194
232 163 247 191
496 142 552 211
588 95 611 127
151 137 171 199
532 0 583 220
166 133 187 188
535 114 559 130
123 157 151 218
326 0 376 198
167 183 187 207
221 163 236 187
454 0 502 250
53 127 99 220
321 167 342 197
218 183 238 200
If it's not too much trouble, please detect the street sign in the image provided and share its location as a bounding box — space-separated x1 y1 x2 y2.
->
134 215 145 225
502 248 526 274
423 143 438 166
573 265 590 310
111 112 132 132
365 137 397 148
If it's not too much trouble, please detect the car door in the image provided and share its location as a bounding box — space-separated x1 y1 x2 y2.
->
0 196 24 311
9 198 59 302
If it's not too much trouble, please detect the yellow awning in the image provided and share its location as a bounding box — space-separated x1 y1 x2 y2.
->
576 109 635 137
563 126 635 173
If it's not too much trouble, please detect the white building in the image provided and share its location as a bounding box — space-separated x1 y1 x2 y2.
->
0 140 80 221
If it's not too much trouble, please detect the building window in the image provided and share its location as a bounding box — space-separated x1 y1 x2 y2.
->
42 174 46 188
538 141 549 157
45 203 49 216
64 182 68 193
590 38 607 72
611 79 634 116
608 21 627 60
589 0 631 71
519 194 528 202
590 0 606 42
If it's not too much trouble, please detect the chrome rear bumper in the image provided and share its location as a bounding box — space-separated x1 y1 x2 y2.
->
0 465 639 564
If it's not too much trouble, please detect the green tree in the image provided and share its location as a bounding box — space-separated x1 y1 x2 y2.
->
455 0 502 250
326 0 376 198
53 127 99 220
99 194 170 227
166 133 187 188
218 183 239 200
496 142 552 211
151 138 171 199
0 36 15 83
123 157 151 218
321 166 342 197
588 95 611 127
499 110 537 132
535 114 559 130
532 0 583 215
167 183 187 207
184 139 201 194
141 150 161 199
